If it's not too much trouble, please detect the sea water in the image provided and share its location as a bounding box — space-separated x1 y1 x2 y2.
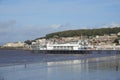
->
0 50 120 80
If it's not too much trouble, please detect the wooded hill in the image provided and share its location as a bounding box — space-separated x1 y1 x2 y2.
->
24 27 120 45
45 27 120 39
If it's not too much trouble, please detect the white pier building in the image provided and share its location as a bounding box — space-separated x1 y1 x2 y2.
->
47 40 88 50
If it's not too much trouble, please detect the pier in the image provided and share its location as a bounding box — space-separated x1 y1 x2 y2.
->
31 50 120 54
46 50 90 54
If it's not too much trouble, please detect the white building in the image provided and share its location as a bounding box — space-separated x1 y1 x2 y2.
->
36 39 46 45
46 40 89 50
31 39 90 50
31 39 47 50
3 42 25 48
117 32 120 36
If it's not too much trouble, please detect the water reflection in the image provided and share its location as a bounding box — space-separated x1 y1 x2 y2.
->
0 55 120 80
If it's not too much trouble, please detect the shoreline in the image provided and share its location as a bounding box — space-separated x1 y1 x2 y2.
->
0 47 120 51
0 47 24 50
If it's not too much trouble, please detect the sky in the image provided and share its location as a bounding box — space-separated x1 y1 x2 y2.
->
0 0 120 45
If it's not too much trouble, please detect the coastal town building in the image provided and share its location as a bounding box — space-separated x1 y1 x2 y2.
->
31 39 47 50
3 32 120 50
3 42 25 48
90 34 117 46
24 43 32 50
117 32 120 36
30 33 120 50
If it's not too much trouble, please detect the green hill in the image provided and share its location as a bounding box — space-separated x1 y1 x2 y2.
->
24 27 120 44
45 27 120 39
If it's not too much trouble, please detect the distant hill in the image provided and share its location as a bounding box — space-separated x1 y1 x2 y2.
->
24 27 120 44
45 27 120 39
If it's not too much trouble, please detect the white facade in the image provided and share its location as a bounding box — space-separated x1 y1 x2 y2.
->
3 42 25 48
95 44 120 50
36 39 46 45
117 32 120 36
31 40 89 50
46 40 88 50
47 43 79 50
31 39 47 50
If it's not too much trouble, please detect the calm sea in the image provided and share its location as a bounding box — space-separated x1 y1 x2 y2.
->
0 50 120 80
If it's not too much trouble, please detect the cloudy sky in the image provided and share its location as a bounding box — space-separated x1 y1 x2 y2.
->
0 0 120 45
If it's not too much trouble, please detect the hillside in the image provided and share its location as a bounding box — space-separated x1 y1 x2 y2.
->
45 27 120 39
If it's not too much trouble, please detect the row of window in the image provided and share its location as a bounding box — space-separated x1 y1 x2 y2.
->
53 46 73 50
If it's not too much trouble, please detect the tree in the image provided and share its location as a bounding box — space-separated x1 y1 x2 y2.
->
45 27 120 39
114 37 120 45
24 40 32 45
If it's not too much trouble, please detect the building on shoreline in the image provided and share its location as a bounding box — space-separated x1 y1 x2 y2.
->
3 42 25 48
30 33 120 50
47 40 89 50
